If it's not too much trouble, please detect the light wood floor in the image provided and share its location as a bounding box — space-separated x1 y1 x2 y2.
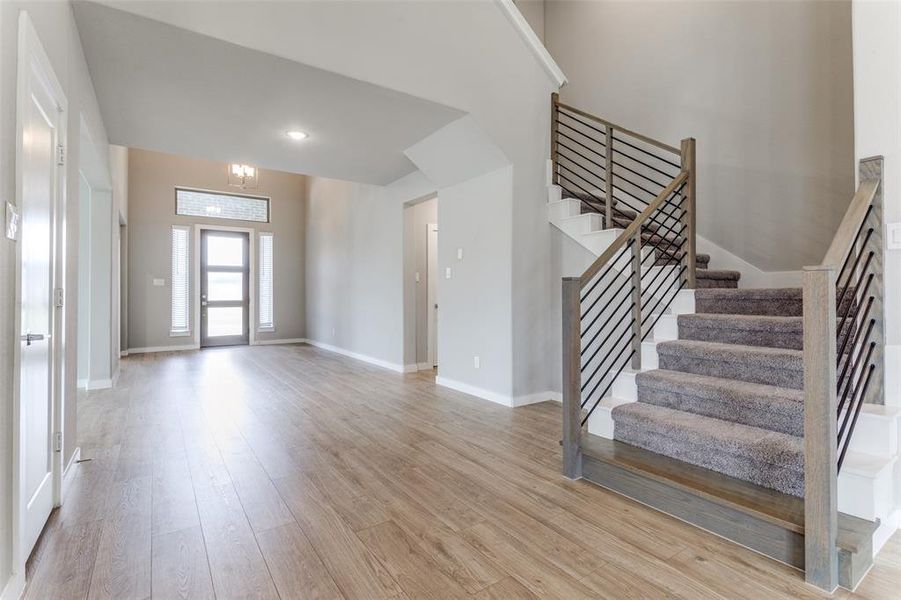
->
24 344 901 599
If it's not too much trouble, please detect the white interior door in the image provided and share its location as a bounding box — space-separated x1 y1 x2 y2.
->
427 224 438 368
17 16 64 558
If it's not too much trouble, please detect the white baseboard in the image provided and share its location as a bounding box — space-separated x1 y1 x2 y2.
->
305 339 406 373
697 235 802 288
76 377 88 390
1 573 24 600
127 344 199 354
435 376 561 408
418 362 436 371
252 337 308 346
120 350 129 357
63 446 81 479
85 378 112 390
513 390 562 407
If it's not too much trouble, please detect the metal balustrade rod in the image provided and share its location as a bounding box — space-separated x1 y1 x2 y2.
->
631 230 643 369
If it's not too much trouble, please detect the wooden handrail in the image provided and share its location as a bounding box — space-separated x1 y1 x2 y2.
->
817 179 880 269
555 100 681 155
579 171 689 288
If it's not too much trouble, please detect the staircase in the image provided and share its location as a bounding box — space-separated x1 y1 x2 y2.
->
551 95 895 593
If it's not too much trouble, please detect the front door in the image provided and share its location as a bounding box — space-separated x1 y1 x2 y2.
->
200 230 250 347
18 17 64 557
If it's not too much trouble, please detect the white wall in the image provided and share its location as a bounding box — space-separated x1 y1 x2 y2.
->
0 1 111 594
305 171 435 371
544 0 855 272
851 0 901 524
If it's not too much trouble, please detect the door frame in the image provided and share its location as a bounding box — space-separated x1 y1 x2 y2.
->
193 224 256 348
426 223 438 368
11 10 68 584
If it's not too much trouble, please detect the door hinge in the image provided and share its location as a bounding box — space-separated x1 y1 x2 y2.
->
57 144 65 166
54 432 62 453
54 288 64 308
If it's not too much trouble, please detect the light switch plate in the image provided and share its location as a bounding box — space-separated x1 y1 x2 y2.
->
152 278 165 287
457 248 463 260
445 267 452 279
888 223 901 250
6 201 19 241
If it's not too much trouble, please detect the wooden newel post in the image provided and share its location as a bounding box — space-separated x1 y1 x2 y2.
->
562 277 583 479
680 138 697 289
551 92 560 186
803 266 839 593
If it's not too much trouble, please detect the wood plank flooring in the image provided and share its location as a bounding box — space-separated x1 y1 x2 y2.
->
24 344 901 599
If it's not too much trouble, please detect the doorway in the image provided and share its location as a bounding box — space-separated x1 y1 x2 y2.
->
200 229 250 347
427 223 438 368
14 12 68 567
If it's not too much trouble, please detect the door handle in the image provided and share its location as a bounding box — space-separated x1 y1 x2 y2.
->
21 333 46 346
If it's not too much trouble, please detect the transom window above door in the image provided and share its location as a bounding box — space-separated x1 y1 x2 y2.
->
176 188 270 223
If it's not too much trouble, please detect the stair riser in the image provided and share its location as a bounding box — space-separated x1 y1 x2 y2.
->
658 351 803 390
636 384 802 436
613 421 803 496
679 322 802 349
696 297 801 316
839 466 895 522
696 278 738 289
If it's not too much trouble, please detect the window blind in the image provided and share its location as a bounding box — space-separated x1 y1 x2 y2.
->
259 232 274 330
171 226 190 335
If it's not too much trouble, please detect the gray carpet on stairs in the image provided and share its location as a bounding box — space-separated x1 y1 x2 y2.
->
636 369 804 436
613 403 804 496
611 276 812 496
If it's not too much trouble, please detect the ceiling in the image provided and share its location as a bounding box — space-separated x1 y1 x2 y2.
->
73 2 465 185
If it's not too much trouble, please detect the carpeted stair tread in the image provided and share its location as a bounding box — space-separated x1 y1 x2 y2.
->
657 339 803 389
612 402 803 496
679 313 803 349
695 288 803 316
636 369 803 435
696 268 741 289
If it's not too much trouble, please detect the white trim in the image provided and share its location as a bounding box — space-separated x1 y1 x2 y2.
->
63 447 81 480
127 344 199 354
305 339 406 373
513 390 562 407
0 574 25 600
436 376 514 406
120 350 129 357
252 337 307 346
417 362 434 371
696 234 803 288
435 376 561 407
12 10 69 584
77 378 88 390
85 378 112 390
495 0 567 87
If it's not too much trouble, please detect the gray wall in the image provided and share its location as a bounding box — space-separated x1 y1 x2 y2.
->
545 0 855 271
403 196 437 367
127 148 307 350
0 0 111 590
305 171 435 369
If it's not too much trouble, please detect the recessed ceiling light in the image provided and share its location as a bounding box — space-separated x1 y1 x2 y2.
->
286 130 308 141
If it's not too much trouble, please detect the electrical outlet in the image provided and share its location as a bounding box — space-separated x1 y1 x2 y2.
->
457 248 463 260
152 278 165 287
473 355 480 369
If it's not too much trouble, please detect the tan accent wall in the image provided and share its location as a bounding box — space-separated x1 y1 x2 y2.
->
126 148 306 350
